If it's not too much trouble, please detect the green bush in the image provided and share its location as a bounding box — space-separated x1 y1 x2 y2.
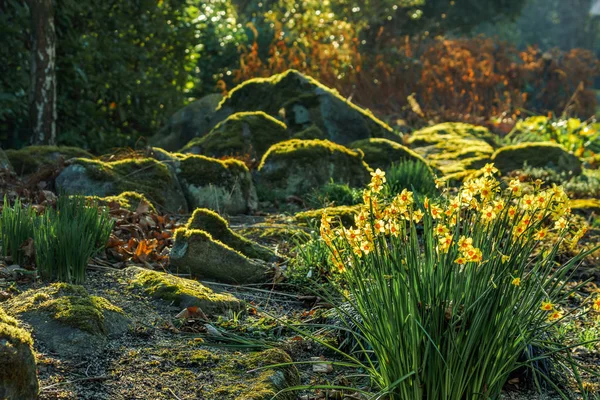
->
313 165 596 399
35 196 113 284
0 196 36 266
306 181 362 209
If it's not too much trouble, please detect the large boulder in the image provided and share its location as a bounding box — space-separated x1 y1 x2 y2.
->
56 157 188 213
176 154 258 214
349 138 432 172
4 283 129 359
217 69 397 144
407 123 496 176
491 142 582 175
186 208 279 262
0 307 38 400
6 145 92 176
256 139 371 201
150 93 227 151
180 111 290 162
169 228 271 284
125 267 244 314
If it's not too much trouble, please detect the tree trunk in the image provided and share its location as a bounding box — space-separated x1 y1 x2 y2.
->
28 0 56 145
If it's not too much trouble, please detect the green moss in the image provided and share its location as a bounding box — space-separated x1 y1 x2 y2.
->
291 125 326 140
6 145 93 175
7 283 122 335
87 191 157 213
218 69 395 142
178 154 249 187
238 224 310 244
491 142 583 175
180 111 289 160
0 306 32 347
295 205 360 227
128 267 243 313
349 138 432 172
408 123 496 175
570 199 600 213
186 208 277 262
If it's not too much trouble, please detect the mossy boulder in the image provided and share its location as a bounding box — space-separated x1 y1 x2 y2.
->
407 123 496 175
0 307 38 400
176 154 258 214
295 205 361 227
4 283 129 358
256 139 371 201
56 157 188 213
218 69 397 144
180 111 290 162
349 138 432 172
89 191 157 213
6 145 93 176
169 228 271 284
569 199 600 213
491 142 583 175
126 267 244 314
186 208 279 262
150 93 228 151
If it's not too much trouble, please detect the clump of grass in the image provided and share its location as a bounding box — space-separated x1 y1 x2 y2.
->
288 227 333 286
386 159 438 197
306 181 362 208
35 195 113 284
0 196 36 266
305 164 598 399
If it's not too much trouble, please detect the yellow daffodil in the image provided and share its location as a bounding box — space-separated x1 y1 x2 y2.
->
540 301 553 311
511 277 521 286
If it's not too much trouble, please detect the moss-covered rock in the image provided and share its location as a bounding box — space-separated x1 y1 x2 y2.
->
6 145 93 176
218 69 398 144
407 123 496 175
348 138 432 172
570 198 600 213
176 154 258 214
126 267 244 314
5 283 129 358
186 208 278 262
150 93 229 151
491 142 583 175
0 307 38 400
169 228 271 284
180 111 290 162
88 191 157 213
256 139 371 201
295 205 361 227
56 157 188 213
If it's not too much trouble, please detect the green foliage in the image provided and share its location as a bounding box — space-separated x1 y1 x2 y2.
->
386 160 438 197
35 196 113 284
0 196 36 266
288 229 333 286
306 181 362 208
506 116 600 158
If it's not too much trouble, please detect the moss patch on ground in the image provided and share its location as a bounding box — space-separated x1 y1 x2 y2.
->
6 145 93 175
180 111 290 161
295 205 361 227
407 123 496 175
348 138 432 172
7 283 122 335
127 267 244 314
491 142 583 175
186 208 277 262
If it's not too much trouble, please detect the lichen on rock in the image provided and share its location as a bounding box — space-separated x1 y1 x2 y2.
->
176 154 258 214
407 123 496 175
5 283 129 358
56 157 188 213
169 228 271 284
348 138 432 172
256 139 371 201
186 208 278 262
491 142 582 175
0 307 38 400
180 111 290 161
217 69 397 144
6 145 93 176
126 266 244 314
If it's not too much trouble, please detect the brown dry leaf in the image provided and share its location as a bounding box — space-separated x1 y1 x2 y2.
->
20 237 35 260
